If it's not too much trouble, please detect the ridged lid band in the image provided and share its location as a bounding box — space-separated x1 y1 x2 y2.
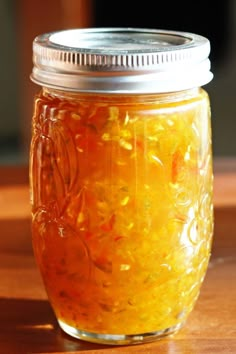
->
31 28 213 93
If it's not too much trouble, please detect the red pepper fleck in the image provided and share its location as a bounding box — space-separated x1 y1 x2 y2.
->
85 231 93 239
136 140 144 150
172 151 184 183
114 235 123 241
101 214 116 232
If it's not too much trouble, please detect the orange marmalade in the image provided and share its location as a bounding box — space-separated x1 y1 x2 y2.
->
30 28 213 344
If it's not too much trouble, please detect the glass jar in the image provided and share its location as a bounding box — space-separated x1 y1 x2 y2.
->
30 28 214 345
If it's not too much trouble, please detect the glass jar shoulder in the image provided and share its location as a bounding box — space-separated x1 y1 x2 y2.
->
35 87 210 120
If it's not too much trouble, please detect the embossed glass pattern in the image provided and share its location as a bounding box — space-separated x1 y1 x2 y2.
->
30 87 213 344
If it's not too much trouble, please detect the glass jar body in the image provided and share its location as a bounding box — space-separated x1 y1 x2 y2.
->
30 87 213 345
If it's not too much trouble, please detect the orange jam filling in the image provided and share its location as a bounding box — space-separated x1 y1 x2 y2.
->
30 88 213 335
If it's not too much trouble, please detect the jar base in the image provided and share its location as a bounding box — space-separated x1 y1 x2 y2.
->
58 319 183 345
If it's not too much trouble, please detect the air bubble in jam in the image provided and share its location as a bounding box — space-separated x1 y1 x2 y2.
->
30 88 213 336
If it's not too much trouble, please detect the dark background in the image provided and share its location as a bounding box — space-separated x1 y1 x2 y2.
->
94 0 230 71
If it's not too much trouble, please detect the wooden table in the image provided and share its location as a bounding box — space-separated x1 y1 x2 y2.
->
0 160 235 354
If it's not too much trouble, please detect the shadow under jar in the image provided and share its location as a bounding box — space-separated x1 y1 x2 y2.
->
30 28 214 345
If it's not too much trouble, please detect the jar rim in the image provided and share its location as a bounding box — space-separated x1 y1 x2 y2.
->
31 27 213 93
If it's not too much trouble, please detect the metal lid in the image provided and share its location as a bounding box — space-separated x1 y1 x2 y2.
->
31 27 213 93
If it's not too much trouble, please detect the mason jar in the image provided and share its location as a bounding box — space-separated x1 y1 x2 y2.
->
30 28 214 345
